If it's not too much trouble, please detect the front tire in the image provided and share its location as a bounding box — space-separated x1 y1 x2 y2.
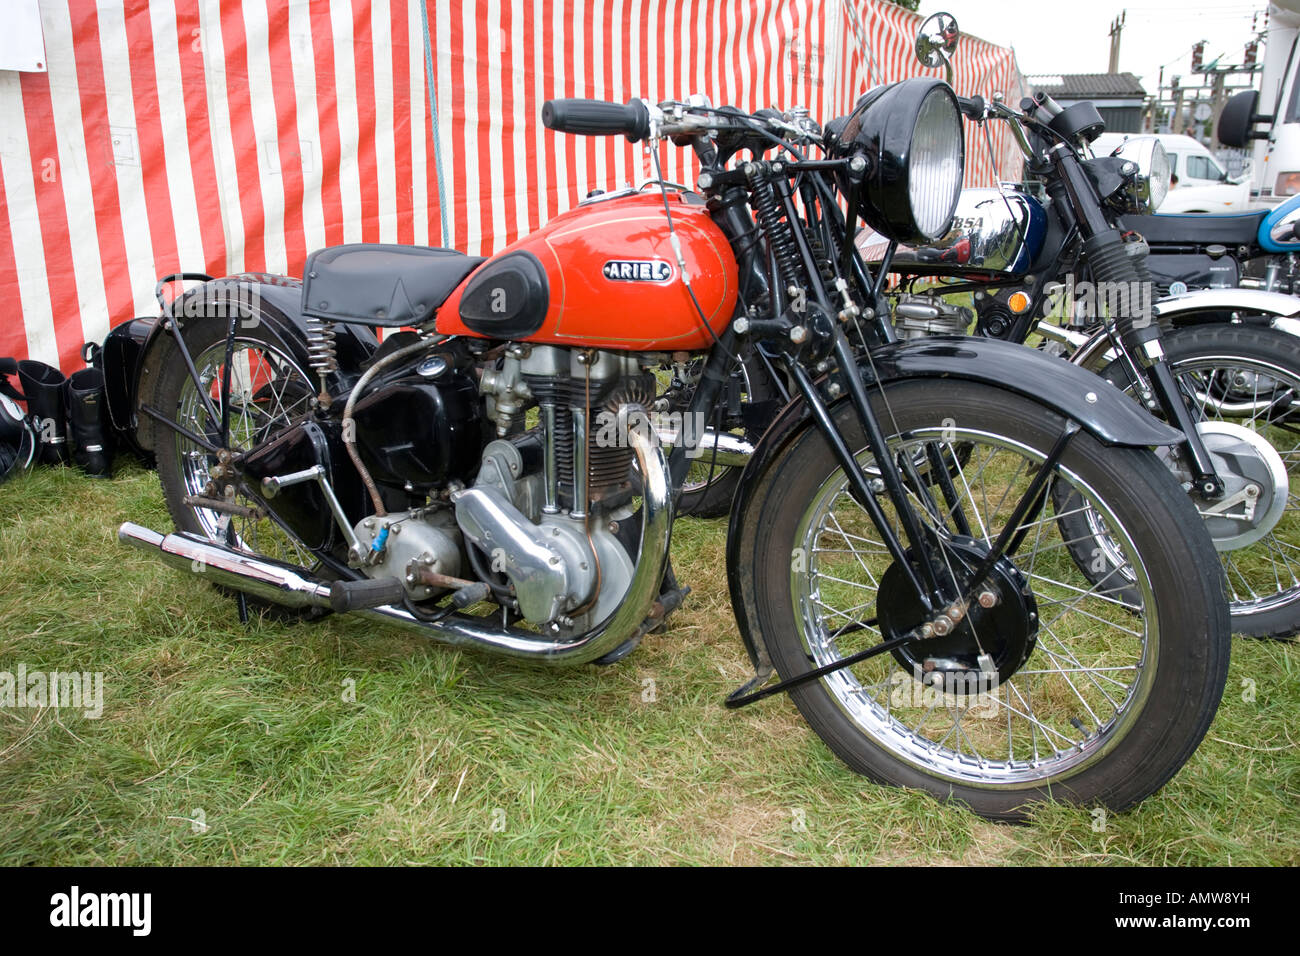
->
733 379 1230 821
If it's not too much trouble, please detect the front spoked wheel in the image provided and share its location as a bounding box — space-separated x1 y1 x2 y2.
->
735 379 1229 821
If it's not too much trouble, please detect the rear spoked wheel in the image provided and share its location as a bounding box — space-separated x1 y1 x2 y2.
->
153 313 327 617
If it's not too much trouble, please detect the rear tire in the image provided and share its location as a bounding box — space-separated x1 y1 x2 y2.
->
733 379 1230 821
152 312 328 620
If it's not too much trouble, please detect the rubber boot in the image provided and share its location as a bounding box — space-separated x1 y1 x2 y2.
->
67 368 113 478
0 393 37 483
17 360 70 465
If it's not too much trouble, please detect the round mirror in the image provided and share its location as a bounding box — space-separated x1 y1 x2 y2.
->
916 12 959 70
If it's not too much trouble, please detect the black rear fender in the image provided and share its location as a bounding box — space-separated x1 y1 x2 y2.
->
134 274 379 452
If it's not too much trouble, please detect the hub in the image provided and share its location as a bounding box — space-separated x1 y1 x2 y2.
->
1164 421 1289 552
877 536 1038 692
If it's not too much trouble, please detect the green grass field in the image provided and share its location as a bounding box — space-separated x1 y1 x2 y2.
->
0 461 1296 865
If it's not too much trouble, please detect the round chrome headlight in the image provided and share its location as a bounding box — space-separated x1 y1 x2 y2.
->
1103 135 1171 213
832 77 965 244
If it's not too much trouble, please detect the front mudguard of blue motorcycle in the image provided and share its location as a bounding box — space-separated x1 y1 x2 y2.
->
1153 287 1300 325
723 334 1183 683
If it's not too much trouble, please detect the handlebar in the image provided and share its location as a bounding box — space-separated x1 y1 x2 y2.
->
541 98 652 142
956 95 985 119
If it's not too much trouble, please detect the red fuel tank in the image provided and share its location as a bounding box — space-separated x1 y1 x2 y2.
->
436 191 738 351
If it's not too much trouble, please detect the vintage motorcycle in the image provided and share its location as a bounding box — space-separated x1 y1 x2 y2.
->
1125 88 1300 298
1125 194 1300 298
117 74 1230 820
1076 91 1300 301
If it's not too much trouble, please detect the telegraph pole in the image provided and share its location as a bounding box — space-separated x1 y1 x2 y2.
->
1150 33 1264 142
1108 11 1126 73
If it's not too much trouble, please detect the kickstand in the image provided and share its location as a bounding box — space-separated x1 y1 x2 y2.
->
221 515 251 627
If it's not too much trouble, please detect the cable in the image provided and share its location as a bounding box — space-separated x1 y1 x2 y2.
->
649 143 741 366
342 338 439 516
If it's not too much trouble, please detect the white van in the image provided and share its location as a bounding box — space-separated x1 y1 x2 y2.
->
1093 132 1252 213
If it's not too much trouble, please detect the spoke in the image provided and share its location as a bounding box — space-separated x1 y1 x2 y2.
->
826 510 883 583
949 444 991 543
1000 681 1086 751
1027 570 1142 610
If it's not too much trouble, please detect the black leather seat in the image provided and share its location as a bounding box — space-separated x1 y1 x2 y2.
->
1129 211 1266 247
302 244 484 327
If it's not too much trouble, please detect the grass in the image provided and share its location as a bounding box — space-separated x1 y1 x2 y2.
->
0 460 1296 866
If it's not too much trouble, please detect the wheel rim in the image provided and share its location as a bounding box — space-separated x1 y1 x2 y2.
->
173 336 318 567
1128 353 1300 618
791 426 1159 789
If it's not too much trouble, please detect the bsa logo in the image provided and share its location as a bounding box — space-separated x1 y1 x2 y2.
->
602 259 673 282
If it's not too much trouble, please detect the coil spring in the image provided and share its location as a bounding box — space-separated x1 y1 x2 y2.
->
304 315 339 375
748 174 801 288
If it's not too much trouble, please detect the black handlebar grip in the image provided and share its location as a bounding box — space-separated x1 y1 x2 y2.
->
541 98 651 142
957 95 985 119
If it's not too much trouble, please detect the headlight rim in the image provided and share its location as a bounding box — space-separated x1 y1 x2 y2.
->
835 77 966 246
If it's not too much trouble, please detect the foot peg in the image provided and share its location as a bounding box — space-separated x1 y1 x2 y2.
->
329 577 406 612
329 576 492 614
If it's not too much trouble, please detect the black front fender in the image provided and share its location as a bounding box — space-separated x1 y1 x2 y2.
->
723 334 1182 680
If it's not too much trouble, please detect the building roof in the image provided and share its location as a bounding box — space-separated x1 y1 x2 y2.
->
1024 72 1147 98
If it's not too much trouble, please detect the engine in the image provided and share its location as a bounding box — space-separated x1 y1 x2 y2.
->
347 343 649 633
891 293 974 340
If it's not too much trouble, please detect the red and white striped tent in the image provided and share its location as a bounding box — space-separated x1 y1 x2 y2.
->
0 0 1023 374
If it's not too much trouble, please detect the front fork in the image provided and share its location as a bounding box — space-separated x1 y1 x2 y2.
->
683 319 1078 625
720 324 1086 709
1093 327 1226 499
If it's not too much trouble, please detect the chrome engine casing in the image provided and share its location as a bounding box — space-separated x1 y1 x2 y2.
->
892 295 973 340
352 507 462 600
454 404 635 629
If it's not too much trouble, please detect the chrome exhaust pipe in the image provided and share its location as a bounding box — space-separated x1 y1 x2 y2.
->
654 426 753 466
117 522 333 610
117 418 673 666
